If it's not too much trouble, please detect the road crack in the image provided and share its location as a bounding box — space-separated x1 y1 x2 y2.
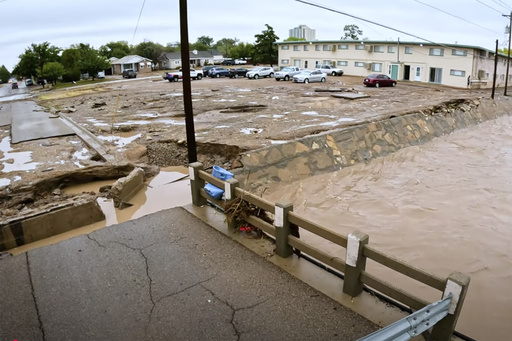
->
26 253 46 341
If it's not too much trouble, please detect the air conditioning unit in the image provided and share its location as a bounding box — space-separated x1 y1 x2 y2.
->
364 62 372 70
478 69 486 79
365 45 373 52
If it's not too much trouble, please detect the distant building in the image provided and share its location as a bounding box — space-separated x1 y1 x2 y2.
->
289 25 316 41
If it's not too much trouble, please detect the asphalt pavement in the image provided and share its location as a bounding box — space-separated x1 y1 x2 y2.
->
0 207 378 341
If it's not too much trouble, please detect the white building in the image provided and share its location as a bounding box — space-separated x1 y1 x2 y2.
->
276 40 510 89
289 25 316 41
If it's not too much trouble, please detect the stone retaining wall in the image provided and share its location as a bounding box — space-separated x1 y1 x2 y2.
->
235 97 511 190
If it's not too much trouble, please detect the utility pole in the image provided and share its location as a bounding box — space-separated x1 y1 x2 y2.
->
503 12 512 96
492 39 499 99
179 0 197 163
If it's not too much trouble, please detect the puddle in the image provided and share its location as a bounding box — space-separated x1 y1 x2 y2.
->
302 111 319 116
0 94 32 102
270 140 288 144
73 147 91 160
240 128 263 134
237 88 251 92
273 115 285 118
98 133 142 147
272 96 279 100
213 99 237 102
136 113 160 118
215 125 230 129
0 136 40 173
11 167 192 255
0 178 10 187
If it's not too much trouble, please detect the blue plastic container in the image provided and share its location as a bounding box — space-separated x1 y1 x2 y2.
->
204 183 224 200
212 165 233 181
204 166 234 200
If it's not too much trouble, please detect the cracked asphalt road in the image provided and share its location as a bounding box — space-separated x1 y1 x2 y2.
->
0 207 377 341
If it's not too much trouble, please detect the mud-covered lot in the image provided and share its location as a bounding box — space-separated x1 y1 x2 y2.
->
0 72 489 220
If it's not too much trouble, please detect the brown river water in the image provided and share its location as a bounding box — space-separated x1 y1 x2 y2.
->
263 115 512 340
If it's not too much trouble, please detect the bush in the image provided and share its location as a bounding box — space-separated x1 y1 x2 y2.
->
62 68 81 82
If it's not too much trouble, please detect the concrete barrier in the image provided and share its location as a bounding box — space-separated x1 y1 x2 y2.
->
110 167 145 208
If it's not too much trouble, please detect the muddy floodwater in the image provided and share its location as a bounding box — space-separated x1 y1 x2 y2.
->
263 115 512 340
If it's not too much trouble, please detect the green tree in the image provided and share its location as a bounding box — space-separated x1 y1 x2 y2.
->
133 41 164 69
165 42 180 52
214 38 239 56
196 36 214 48
99 41 132 59
79 49 110 80
284 37 306 42
253 24 279 66
0 65 10 83
38 62 65 85
229 42 255 60
60 48 81 82
499 48 510 55
31 42 61 81
342 24 363 40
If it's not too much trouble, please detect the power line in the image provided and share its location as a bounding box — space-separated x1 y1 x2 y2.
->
476 0 503 13
492 0 512 10
132 0 147 44
412 0 501 35
496 0 512 10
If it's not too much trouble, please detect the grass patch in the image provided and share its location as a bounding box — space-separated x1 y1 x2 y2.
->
51 78 111 90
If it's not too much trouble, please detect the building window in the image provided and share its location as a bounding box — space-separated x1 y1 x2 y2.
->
355 44 365 50
405 47 413 54
388 46 396 53
338 44 349 50
322 60 331 65
315 45 321 51
281 59 290 65
323 45 332 51
139 62 144 69
315 60 320 66
374 45 384 53
429 48 444 56
304 45 310 51
355 61 365 67
146 62 151 67
429 67 443 83
450 69 465 77
452 49 467 56
337 61 348 66
372 63 383 72
281 45 289 50
293 45 301 51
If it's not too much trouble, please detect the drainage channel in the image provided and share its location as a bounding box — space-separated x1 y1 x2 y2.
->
6 166 191 255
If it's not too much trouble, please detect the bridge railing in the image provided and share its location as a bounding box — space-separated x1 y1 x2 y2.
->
189 162 470 341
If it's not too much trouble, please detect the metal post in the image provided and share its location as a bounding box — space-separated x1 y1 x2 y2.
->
274 202 294 258
343 231 369 297
225 178 239 230
431 272 471 341
503 12 512 96
179 0 197 162
492 39 499 99
189 162 206 206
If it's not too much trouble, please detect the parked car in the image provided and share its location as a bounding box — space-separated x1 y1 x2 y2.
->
202 65 217 77
97 71 105 79
363 74 397 87
208 67 230 78
275 66 301 81
293 70 327 83
315 65 344 76
11 82 18 89
246 67 274 79
122 69 137 78
221 59 234 65
164 69 203 82
228 68 248 78
234 59 247 65
25 79 34 86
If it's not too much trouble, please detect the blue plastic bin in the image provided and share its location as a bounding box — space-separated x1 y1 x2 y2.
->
204 166 234 200
204 183 224 200
212 165 233 181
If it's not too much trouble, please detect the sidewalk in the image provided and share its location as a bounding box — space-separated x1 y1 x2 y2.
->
0 207 378 341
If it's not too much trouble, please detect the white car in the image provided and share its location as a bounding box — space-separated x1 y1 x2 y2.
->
293 70 327 83
275 66 302 81
246 67 275 79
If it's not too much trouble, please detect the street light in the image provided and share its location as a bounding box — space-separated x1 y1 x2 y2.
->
503 12 512 96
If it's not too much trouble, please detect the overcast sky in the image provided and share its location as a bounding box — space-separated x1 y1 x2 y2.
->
1 0 511 70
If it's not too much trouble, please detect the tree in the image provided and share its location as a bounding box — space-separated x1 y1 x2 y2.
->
284 37 306 42
229 42 255 60
165 42 180 52
196 36 214 48
31 42 61 81
214 38 239 57
60 48 81 82
499 48 510 55
79 49 110 80
342 24 363 40
39 62 65 85
0 65 10 83
99 41 131 59
133 41 165 69
253 24 279 66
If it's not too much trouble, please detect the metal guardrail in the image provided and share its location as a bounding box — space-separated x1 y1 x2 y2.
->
357 295 451 341
189 162 471 341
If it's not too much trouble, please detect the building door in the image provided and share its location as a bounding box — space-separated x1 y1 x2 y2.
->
388 64 399 80
429 67 442 83
414 66 422 81
304 61 308 69
294 60 301 67
403 65 410 80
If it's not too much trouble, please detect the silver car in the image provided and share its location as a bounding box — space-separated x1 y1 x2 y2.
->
275 66 301 81
293 70 327 83
246 67 275 79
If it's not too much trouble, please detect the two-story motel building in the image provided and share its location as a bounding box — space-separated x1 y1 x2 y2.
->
276 40 510 89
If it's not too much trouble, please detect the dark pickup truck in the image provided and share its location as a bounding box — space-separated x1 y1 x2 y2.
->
122 69 137 78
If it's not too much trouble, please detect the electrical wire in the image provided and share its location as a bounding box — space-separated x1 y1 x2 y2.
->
476 0 503 13
412 0 501 35
492 0 512 10
132 0 147 44
496 0 512 10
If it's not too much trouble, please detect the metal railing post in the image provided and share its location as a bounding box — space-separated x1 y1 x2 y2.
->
275 202 294 258
431 272 470 341
343 231 369 297
189 162 207 206
225 178 239 229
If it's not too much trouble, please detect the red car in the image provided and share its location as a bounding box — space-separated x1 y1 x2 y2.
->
363 74 397 88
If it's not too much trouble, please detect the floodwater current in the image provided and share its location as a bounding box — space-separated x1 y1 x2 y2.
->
263 115 512 340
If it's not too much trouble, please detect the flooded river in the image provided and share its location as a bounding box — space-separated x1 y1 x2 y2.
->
263 115 512 340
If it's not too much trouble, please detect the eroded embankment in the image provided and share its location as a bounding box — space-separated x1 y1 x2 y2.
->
235 97 512 191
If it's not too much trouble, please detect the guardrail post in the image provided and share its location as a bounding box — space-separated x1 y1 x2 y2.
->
431 272 471 341
343 231 369 297
225 178 239 229
275 202 293 258
189 162 207 207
